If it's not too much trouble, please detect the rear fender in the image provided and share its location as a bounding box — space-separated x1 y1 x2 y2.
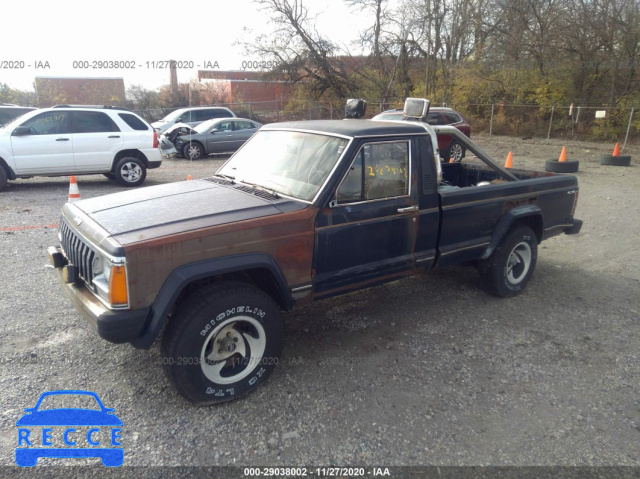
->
479 206 543 260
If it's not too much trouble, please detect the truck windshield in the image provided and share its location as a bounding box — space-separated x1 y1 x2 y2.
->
218 130 349 202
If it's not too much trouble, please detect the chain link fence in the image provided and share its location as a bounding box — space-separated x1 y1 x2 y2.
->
133 100 638 146
455 103 638 147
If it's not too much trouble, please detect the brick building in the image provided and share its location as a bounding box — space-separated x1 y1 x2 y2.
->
35 77 126 107
197 71 294 110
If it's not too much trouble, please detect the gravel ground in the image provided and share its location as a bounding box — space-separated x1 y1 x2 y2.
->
0 135 639 471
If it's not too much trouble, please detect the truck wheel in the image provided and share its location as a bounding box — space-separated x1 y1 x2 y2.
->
114 157 146 187
478 226 538 297
0 167 7 191
161 282 284 405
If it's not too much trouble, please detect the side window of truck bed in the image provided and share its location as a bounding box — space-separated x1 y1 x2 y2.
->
336 141 410 203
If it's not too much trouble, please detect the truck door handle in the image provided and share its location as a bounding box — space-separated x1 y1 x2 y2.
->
108 135 121 138
397 206 419 213
56 138 70 141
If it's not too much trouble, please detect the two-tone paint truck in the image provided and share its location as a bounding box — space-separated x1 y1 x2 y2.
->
48 99 582 404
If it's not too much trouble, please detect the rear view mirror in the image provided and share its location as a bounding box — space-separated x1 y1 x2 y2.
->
403 98 430 118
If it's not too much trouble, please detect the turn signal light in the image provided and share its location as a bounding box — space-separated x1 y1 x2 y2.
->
108 265 128 306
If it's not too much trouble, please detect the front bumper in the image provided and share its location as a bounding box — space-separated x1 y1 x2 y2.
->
48 246 149 344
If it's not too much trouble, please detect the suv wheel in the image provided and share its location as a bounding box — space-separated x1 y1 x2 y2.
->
183 142 204 160
161 282 284 405
447 140 465 162
0 167 7 191
114 157 146 187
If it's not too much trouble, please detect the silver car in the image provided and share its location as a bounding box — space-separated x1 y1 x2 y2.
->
159 118 262 159
151 106 236 134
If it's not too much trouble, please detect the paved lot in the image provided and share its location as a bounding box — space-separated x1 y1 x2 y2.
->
0 136 639 469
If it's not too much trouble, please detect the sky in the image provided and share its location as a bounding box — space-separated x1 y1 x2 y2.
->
2 0 380 93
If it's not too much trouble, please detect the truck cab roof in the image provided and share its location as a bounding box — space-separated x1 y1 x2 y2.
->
262 119 430 138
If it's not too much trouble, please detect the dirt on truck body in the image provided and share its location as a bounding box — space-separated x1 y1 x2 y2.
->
48 99 582 405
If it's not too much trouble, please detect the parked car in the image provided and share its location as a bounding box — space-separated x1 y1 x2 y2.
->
48 99 582 405
151 107 236 134
159 118 262 159
372 107 471 161
0 104 37 127
0 105 162 191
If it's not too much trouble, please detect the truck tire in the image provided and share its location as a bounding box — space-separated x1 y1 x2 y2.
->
478 225 538 297
0 166 7 191
545 159 579 173
599 154 631 166
161 282 284 405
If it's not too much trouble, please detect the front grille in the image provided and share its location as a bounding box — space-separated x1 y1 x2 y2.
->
59 219 96 289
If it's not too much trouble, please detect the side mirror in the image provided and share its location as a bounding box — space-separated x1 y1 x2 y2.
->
13 126 31 136
174 117 182 123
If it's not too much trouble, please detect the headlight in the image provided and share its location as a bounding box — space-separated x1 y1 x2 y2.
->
92 253 128 309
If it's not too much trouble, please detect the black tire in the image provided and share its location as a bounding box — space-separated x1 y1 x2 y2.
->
599 154 631 166
183 142 204 160
446 140 465 162
0 166 7 191
114 156 146 187
161 282 285 405
103 173 116 180
545 159 579 173
478 226 538 297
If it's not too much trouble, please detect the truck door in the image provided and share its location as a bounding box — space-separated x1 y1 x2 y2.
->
313 138 418 297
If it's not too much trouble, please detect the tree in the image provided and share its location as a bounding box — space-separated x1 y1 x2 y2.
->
244 0 356 99
0 83 36 106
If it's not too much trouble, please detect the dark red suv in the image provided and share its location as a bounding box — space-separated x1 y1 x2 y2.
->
372 107 471 162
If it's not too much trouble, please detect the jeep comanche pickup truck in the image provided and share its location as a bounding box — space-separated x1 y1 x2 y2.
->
48 99 582 404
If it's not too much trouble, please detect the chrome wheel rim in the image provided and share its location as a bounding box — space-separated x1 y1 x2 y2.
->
200 316 266 384
506 241 532 284
450 143 464 161
120 162 142 182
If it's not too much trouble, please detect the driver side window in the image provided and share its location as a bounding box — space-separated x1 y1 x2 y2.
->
336 141 410 203
18 112 70 135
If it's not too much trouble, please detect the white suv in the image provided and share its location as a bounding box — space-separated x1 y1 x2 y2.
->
0 105 162 191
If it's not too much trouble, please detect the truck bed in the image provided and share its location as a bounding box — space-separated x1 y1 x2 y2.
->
435 162 579 268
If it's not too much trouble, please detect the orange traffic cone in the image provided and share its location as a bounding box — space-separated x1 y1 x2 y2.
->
504 151 513 168
449 157 454 163
68 176 80 202
612 143 620 156
187 175 192 181
558 146 567 163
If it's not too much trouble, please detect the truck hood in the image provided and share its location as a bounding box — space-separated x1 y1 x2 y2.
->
69 179 296 245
